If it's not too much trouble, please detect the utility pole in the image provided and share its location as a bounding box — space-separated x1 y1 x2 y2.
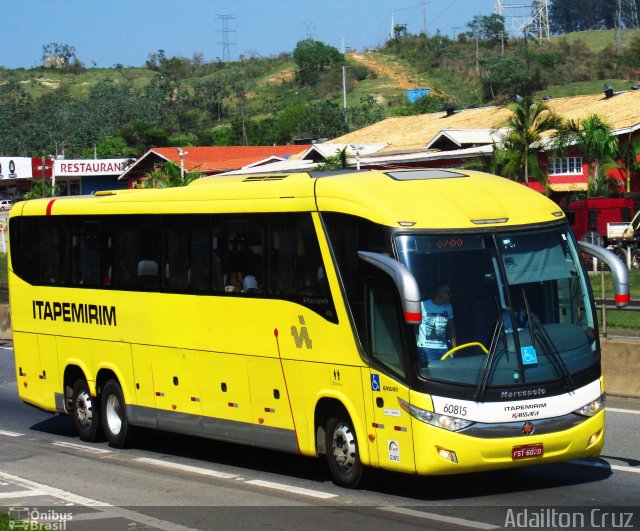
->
177 147 187 181
215 14 237 62
451 26 463 40
390 10 395 39
421 0 429 37
475 31 480 75
342 65 348 126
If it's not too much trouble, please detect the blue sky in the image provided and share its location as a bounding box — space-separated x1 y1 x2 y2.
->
1 0 493 68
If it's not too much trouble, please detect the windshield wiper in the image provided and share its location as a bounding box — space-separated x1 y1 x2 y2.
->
474 298 506 401
521 289 574 390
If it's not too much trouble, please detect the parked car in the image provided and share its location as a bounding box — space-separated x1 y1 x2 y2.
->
0 200 12 211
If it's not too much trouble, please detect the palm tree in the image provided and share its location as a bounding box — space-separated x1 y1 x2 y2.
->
617 135 640 193
143 161 201 188
500 97 563 188
553 114 619 196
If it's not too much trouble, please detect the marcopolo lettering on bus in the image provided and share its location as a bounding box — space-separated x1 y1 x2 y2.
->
32 300 117 327
500 387 546 399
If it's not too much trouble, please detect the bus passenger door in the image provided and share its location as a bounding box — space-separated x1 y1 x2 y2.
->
365 275 416 473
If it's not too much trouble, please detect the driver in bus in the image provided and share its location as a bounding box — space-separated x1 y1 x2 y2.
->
417 282 457 364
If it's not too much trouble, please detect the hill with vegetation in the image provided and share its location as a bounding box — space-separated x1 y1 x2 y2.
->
0 23 639 160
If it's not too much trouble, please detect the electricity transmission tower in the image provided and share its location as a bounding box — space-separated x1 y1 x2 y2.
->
494 0 550 41
216 14 237 62
615 0 640 50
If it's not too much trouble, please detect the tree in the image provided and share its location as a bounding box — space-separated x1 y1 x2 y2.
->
42 43 77 69
142 161 200 188
80 136 135 159
118 121 169 155
553 114 619 195
479 57 532 101
293 39 344 86
603 135 640 193
550 0 616 33
316 147 350 170
466 14 506 44
500 97 563 187
23 179 59 199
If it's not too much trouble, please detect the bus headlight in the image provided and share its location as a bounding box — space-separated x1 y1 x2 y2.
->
398 398 473 431
574 394 606 417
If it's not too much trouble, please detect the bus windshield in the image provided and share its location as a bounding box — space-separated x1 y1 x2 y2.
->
395 227 597 389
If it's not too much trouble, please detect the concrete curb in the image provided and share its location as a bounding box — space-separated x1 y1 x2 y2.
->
1 304 638 397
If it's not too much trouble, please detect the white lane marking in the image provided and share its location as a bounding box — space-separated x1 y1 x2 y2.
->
0 430 24 437
0 471 198 531
0 346 13 351
244 479 337 499
0 471 109 506
0 489 46 499
378 506 500 530
571 459 640 475
607 407 640 415
68 511 123 522
135 457 238 479
52 441 112 454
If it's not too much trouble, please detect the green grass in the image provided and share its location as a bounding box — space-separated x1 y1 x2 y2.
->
0 514 14 531
590 269 640 331
7 67 155 99
551 29 640 52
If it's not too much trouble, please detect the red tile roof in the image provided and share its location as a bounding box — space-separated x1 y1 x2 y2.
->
151 146 311 172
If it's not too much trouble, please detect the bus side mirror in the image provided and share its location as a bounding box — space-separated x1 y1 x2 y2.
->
578 241 630 308
357 251 422 324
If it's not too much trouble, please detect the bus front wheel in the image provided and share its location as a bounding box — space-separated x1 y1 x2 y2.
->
72 380 103 442
101 379 134 448
325 414 363 488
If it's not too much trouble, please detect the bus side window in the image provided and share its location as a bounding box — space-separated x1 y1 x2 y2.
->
215 215 265 295
269 213 336 322
118 216 161 290
366 273 406 378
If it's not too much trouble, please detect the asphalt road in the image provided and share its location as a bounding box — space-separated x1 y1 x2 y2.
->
0 342 639 530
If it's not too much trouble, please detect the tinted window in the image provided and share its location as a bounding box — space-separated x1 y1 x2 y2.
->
10 213 336 322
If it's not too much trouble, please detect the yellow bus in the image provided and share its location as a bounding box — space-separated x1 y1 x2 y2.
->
8 169 629 488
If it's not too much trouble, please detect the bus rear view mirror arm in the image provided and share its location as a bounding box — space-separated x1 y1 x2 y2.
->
357 251 422 324
578 241 630 308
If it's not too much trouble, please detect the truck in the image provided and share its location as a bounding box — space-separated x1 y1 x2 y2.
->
566 197 640 268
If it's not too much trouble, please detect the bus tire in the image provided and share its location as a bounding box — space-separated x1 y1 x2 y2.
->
72 379 103 442
101 379 134 448
325 414 363 488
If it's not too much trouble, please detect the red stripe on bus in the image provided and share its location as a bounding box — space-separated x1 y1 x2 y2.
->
404 311 422 322
46 199 56 216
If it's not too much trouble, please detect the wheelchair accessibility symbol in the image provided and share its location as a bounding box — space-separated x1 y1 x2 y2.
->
371 374 380 392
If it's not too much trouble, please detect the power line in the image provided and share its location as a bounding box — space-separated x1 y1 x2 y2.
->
215 14 237 62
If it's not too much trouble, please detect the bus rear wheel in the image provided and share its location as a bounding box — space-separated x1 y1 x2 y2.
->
72 380 103 442
101 379 134 448
325 414 363 488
